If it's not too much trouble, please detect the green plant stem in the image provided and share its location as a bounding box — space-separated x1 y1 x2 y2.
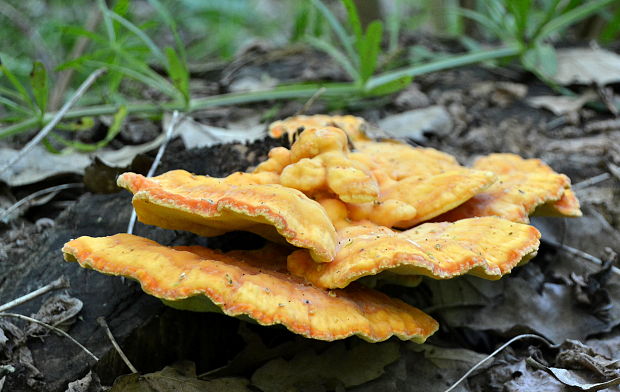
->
365 44 520 90
0 83 357 138
0 45 520 139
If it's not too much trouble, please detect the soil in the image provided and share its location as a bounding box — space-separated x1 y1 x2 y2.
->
0 40 619 391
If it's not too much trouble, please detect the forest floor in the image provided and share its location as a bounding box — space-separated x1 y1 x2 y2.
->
0 37 619 392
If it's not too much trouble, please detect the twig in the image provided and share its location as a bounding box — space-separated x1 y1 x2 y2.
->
0 183 82 223
127 110 182 234
0 312 98 361
608 162 620 182
0 68 107 175
573 172 611 190
542 238 620 277
97 317 137 373
294 87 327 116
443 334 555 392
0 276 69 313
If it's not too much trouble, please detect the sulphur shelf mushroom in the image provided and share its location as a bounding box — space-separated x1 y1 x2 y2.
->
62 113 581 342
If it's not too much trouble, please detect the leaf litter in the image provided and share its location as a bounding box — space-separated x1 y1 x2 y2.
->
2 36 620 392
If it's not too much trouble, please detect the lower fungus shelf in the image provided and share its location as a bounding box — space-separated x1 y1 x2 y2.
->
63 233 439 343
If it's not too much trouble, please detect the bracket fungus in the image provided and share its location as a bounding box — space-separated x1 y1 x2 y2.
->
287 216 541 289
63 114 581 343
63 234 438 342
437 153 582 223
268 114 369 142
117 169 337 263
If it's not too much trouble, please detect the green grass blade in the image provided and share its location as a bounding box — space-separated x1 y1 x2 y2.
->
0 65 34 110
306 36 360 81
599 5 620 43
50 105 127 152
309 0 358 67
365 75 411 96
30 61 48 115
341 0 363 52
365 44 520 90
359 20 383 83
98 0 116 42
106 11 166 63
0 96 31 116
146 0 186 61
457 8 506 40
539 0 615 39
85 59 178 98
165 47 189 106
60 25 109 46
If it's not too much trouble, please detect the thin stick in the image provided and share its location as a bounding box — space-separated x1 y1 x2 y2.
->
0 68 107 175
0 312 98 361
97 317 137 373
127 110 182 234
0 183 82 222
295 87 326 116
443 334 554 392
573 172 611 190
542 238 620 277
0 276 69 313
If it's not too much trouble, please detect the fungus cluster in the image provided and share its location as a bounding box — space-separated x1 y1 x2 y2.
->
63 114 581 342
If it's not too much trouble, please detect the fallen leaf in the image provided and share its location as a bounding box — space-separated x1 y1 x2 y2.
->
419 262 620 342
0 145 90 186
26 294 83 336
64 371 103 392
469 355 566 392
351 343 492 392
527 357 620 391
376 106 453 142
0 135 165 187
555 340 620 379
110 361 250 392
527 91 598 115
552 48 620 86
167 115 266 149
251 340 400 392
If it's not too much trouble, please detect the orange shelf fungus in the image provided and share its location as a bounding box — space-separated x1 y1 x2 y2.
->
63 234 439 342
268 114 370 142
256 127 380 204
287 217 540 289
437 153 582 223
62 113 581 343
117 170 337 263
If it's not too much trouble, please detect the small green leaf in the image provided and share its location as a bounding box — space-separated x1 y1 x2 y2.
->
521 43 557 79
359 20 383 83
341 0 363 51
41 137 62 154
56 117 96 132
291 5 310 42
0 64 34 110
30 61 48 115
165 47 189 106
51 106 127 152
365 75 411 96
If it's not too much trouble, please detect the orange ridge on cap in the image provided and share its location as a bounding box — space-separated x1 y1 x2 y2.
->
287 216 541 289
117 170 337 263
437 153 581 223
268 114 370 142
62 234 439 342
